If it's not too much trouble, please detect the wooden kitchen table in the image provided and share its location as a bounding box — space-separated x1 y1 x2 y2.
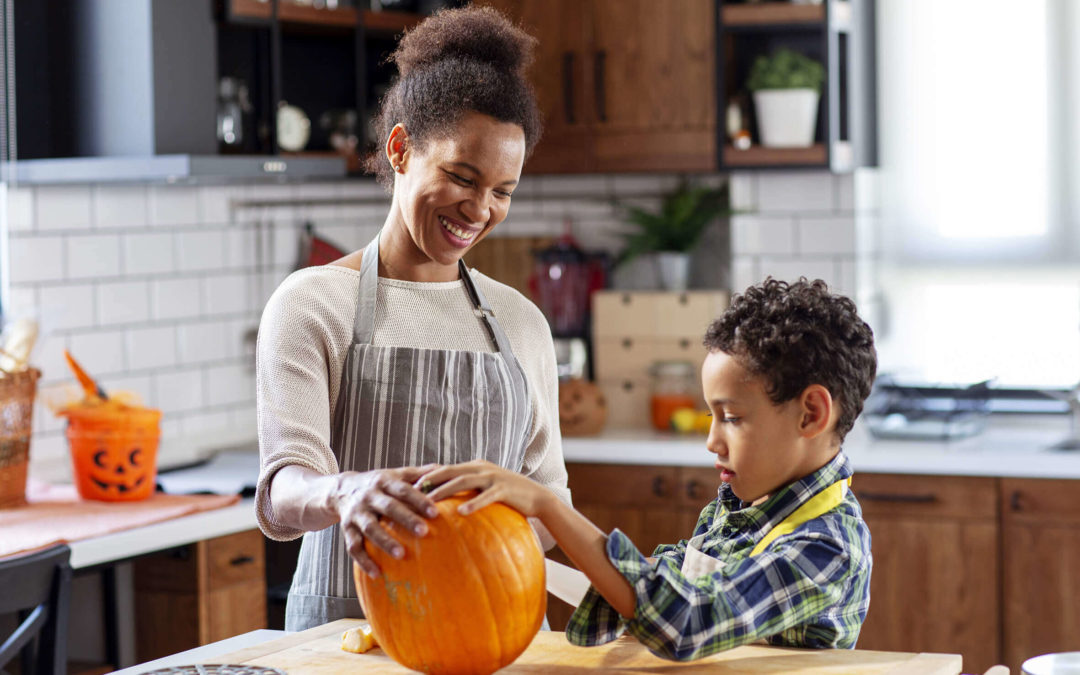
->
208 619 963 674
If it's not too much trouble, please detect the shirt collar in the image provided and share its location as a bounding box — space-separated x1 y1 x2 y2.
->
716 451 854 534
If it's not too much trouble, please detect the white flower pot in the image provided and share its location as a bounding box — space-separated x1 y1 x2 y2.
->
654 252 691 291
752 88 820 148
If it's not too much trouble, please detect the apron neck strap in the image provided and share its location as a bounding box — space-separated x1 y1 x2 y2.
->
352 233 517 357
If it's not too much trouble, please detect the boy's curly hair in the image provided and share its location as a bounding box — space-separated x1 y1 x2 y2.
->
364 5 543 189
704 277 877 441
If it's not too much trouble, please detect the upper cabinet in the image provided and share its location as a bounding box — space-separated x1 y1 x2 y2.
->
479 0 717 174
717 0 877 171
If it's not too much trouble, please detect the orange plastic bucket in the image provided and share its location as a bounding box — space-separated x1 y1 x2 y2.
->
64 404 161 502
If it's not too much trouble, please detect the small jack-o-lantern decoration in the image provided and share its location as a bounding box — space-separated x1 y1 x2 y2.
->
558 378 607 436
65 407 161 502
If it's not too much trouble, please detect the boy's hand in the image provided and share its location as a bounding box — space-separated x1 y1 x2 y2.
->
418 460 553 518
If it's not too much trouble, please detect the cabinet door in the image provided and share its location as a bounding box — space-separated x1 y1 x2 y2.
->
1001 479 1080 672
567 463 683 555
589 0 716 172
479 0 593 173
852 474 1000 675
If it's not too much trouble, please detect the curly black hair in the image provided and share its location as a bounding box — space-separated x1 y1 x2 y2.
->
364 6 543 189
704 277 877 441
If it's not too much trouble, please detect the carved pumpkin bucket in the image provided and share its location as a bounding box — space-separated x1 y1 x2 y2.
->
63 404 161 502
354 492 546 675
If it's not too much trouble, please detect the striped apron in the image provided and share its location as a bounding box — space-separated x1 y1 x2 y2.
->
285 235 534 631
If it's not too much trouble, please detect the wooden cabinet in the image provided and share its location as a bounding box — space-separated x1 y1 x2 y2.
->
134 529 267 662
851 474 1000 675
1001 479 1080 672
479 0 717 174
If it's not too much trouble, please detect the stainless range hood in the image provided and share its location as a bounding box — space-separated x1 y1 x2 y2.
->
7 154 347 185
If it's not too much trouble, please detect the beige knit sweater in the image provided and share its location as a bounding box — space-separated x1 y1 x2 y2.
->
255 264 571 543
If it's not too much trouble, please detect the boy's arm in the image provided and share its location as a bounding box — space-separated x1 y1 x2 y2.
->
537 494 636 618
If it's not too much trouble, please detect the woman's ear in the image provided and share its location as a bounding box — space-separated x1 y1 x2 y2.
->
797 384 835 440
385 123 410 174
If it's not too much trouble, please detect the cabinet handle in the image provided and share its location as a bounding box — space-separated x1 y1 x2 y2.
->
685 480 704 501
594 50 607 122
652 476 669 498
1009 490 1023 512
857 491 937 504
230 554 256 566
562 51 576 124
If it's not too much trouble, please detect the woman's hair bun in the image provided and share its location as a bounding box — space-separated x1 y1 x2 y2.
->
391 6 536 78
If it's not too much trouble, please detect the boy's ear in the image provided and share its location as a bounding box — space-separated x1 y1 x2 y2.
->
797 384 835 440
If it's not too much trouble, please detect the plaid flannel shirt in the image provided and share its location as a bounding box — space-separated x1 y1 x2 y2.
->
565 451 872 661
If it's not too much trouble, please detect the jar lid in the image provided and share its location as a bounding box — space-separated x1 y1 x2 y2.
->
650 360 696 377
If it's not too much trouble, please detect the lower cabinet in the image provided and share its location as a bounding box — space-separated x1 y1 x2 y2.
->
851 474 1000 674
134 529 267 662
553 463 1079 674
1001 478 1080 671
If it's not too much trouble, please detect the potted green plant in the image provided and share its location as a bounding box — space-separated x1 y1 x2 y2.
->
615 180 732 291
746 47 825 147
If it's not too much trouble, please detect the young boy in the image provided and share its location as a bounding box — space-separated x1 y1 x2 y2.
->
421 277 877 661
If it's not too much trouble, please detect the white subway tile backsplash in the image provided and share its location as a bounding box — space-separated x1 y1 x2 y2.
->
731 215 796 256
731 257 758 294
68 329 127 376
5 286 38 319
149 186 201 226
223 227 257 268
729 173 757 211
757 172 834 213
33 400 66 435
93 186 148 229
798 217 856 256
176 231 226 272
5 186 36 232
836 174 855 212
181 409 233 436
39 284 95 331
33 332 68 384
96 280 151 325
231 404 258 436
178 321 231 364
127 326 178 371
99 374 155 407
611 174 676 197
206 363 254 406
271 226 301 267
837 260 857 298
151 278 202 320
27 433 68 472
854 167 880 213
204 274 248 316
67 234 122 280
35 186 93 231
548 198 614 220
199 186 233 225
758 257 838 288
155 369 204 413
542 175 612 198
9 236 64 283
123 232 176 276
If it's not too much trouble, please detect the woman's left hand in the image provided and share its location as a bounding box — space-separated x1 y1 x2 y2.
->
418 459 553 518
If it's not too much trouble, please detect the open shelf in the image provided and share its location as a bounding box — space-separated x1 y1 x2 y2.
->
721 3 825 27
228 0 273 21
283 150 362 174
361 9 425 35
279 3 359 28
722 143 827 167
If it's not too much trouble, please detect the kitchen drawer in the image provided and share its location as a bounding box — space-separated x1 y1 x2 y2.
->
852 474 997 520
206 580 267 642
567 464 680 508
134 545 198 592
1001 478 1080 523
593 292 659 339
596 377 650 430
653 291 729 338
207 529 266 590
594 337 707 381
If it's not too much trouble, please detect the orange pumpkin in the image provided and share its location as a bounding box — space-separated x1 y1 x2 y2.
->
354 492 546 675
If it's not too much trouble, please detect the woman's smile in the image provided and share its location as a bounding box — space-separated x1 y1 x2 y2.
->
438 215 480 247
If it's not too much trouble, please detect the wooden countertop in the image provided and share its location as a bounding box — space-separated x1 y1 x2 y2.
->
210 619 963 674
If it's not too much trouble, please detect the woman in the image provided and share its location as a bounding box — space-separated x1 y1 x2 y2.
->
254 6 570 631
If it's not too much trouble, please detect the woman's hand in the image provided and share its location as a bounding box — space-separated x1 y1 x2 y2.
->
335 465 439 579
419 459 554 518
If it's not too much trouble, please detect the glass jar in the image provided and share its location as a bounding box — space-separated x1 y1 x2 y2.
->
649 360 697 432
